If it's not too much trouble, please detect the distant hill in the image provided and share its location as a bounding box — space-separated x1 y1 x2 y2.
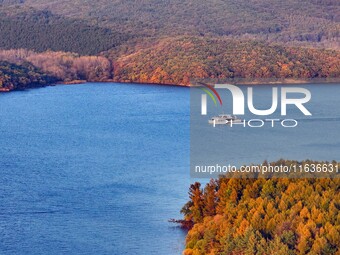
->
0 8 133 55
1 0 339 49
0 37 339 91
0 0 339 89
111 37 340 85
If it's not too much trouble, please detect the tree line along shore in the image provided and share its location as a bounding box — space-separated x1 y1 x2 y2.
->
0 37 339 92
180 160 340 255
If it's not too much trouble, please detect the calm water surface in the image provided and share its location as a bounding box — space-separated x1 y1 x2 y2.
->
1 83 339 254
0 83 190 255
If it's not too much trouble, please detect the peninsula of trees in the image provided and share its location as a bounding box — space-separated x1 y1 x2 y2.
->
181 160 340 255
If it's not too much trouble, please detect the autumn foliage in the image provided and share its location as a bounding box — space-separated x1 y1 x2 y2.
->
0 37 339 91
0 61 56 91
112 37 340 86
182 160 340 255
0 49 112 82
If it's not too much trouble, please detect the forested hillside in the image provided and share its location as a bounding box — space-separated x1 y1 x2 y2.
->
0 38 339 90
3 0 338 49
111 37 340 85
0 0 339 89
0 36 339 91
181 160 340 255
0 8 132 55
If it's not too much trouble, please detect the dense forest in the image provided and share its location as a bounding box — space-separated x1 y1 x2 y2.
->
1 0 338 49
0 1 339 89
181 160 340 255
0 8 132 55
111 37 340 85
0 37 339 91
0 61 56 91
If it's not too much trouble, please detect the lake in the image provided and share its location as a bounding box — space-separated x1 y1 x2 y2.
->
0 82 339 254
0 83 190 255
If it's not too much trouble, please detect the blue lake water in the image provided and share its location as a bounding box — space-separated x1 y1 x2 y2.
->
1 82 340 254
0 83 190 255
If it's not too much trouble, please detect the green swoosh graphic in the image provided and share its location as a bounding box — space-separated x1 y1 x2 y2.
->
200 88 217 106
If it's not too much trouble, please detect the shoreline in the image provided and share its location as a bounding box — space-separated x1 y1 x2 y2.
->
1 78 340 93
